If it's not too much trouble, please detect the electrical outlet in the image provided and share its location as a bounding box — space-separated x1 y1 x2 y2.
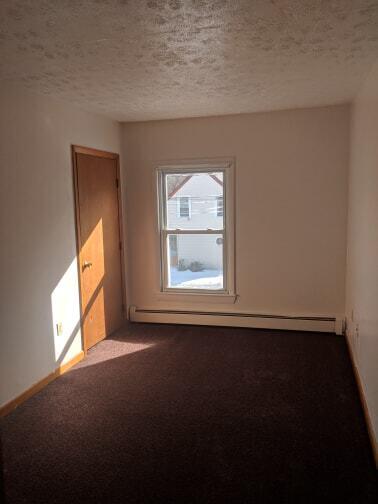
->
56 322 63 336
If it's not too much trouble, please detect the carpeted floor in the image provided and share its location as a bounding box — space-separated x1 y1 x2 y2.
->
1 323 377 503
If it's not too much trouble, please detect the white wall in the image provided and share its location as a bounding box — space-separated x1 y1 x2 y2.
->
345 61 378 447
122 104 349 315
0 84 121 407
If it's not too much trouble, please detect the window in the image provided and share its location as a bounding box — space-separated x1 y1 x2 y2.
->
178 196 191 218
216 196 223 217
158 163 234 294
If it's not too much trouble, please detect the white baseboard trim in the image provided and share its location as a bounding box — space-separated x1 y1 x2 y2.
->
129 306 344 334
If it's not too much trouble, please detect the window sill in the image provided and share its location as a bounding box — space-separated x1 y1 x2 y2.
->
155 291 238 304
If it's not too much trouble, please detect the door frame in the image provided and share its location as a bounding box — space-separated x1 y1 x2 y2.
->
71 145 126 354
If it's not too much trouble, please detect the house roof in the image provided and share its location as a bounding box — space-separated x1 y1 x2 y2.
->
168 174 223 199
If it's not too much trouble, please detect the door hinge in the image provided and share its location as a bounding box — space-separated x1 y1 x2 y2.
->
121 303 125 312
119 241 122 250
115 178 119 188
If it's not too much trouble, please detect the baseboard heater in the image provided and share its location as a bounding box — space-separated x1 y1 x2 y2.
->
129 306 344 334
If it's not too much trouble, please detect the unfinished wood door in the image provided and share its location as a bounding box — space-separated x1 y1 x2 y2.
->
73 146 124 350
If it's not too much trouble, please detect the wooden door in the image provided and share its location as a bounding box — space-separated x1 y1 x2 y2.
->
72 146 124 350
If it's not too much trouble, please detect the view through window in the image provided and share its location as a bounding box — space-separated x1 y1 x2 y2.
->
159 169 227 291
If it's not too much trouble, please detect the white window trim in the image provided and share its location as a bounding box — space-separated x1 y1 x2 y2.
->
157 161 235 296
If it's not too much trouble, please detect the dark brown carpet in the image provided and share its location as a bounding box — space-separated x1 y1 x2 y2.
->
1 323 377 503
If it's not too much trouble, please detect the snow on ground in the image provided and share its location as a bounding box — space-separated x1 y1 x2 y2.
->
169 268 223 290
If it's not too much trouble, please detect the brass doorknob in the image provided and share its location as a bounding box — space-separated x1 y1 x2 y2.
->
83 261 93 270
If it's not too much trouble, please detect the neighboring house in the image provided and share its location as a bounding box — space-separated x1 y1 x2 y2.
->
167 173 223 270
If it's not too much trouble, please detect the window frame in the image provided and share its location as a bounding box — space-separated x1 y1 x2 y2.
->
157 162 235 296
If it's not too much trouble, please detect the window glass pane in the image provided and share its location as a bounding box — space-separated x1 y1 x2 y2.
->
167 233 224 290
165 172 224 230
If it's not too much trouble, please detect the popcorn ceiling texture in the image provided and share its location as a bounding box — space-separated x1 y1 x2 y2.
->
1 0 378 121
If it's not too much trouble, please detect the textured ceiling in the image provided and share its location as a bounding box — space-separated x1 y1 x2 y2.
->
1 0 378 121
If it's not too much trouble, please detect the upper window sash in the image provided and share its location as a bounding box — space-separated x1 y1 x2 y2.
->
161 168 226 232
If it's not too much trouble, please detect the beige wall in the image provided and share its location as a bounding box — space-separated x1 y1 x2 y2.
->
0 84 121 407
346 61 378 445
122 104 349 316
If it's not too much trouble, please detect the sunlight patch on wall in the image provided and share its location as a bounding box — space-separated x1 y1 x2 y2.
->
51 257 81 364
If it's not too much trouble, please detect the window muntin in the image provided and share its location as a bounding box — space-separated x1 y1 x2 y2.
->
159 168 230 293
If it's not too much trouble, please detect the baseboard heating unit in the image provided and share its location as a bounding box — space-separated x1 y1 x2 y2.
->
129 306 344 334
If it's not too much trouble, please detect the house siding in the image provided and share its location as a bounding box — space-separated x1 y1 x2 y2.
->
167 173 223 270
